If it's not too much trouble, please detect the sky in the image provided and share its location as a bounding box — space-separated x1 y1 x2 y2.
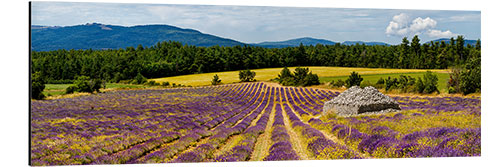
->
31 1 481 45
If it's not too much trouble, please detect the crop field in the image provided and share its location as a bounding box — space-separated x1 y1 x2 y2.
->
151 66 448 86
31 82 480 165
43 83 150 97
319 72 451 93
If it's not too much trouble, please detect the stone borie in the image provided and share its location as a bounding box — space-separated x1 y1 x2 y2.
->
323 86 401 117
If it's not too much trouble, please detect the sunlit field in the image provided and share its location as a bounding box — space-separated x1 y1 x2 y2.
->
151 66 448 86
31 82 479 165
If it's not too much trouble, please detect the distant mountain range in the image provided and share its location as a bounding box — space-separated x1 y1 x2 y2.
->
31 23 244 51
30 23 475 51
426 38 479 46
254 37 337 48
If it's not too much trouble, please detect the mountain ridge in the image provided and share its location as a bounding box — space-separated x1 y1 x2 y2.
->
31 23 477 51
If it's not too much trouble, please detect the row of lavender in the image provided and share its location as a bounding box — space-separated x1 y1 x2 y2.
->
31 82 481 165
300 90 481 158
31 83 267 165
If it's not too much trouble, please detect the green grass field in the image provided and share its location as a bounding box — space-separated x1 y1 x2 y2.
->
43 83 149 97
44 67 450 97
151 66 449 87
320 72 450 93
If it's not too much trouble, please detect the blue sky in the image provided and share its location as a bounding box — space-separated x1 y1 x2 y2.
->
31 1 481 45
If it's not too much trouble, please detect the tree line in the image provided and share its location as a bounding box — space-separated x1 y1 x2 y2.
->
31 35 480 84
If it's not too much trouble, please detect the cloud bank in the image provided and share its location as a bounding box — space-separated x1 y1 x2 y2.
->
386 13 457 38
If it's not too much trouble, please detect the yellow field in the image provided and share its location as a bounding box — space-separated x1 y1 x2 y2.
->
151 66 449 86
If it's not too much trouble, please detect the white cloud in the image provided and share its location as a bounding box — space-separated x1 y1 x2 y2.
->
426 29 456 38
385 13 411 36
385 13 455 38
409 17 436 33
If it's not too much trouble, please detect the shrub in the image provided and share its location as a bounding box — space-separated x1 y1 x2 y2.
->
239 69 256 82
459 56 481 95
345 71 363 88
384 77 397 91
276 67 320 86
146 80 160 86
277 67 293 85
303 72 320 86
415 71 439 94
447 67 461 94
396 75 416 93
133 73 147 84
65 76 102 94
331 79 345 88
31 72 46 100
376 78 385 85
211 74 222 85
65 85 77 94
422 71 439 94
360 81 376 88
161 81 170 87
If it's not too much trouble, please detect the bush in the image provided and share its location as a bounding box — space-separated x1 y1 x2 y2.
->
239 70 255 82
145 80 160 86
161 81 170 87
211 74 221 85
376 78 385 85
396 75 416 93
345 71 363 88
31 72 46 100
276 67 320 86
277 67 294 85
447 67 461 94
384 77 397 91
331 79 345 88
360 80 375 88
239 69 256 82
459 56 481 95
65 85 77 94
65 76 102 94
422 71 439 94
415 71 439 94
133 73 147 84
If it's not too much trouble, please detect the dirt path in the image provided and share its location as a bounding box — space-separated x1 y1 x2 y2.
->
281 104 312 160
249 103 276 161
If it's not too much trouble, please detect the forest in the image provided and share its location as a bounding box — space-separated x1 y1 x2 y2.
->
31 35 480 83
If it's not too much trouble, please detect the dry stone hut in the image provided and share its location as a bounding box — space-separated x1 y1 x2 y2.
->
323 86 400 116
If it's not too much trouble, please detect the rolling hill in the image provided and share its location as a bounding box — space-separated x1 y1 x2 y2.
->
31 23 245 51
254 37 337 48
32 23 476 51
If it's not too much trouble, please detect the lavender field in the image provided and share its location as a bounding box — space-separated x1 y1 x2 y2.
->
30 82 481 165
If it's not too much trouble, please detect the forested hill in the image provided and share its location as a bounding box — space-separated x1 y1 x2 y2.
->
32 35 481 84
426 38 478 46
254 37 337 48
31 23 245 51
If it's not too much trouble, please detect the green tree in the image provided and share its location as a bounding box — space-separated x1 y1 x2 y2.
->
211 74 221 85
133 72 147 84
398 37 410 68
31 72 46 100
410 35 421 68
74 76 92 93
293 67 310 86
239 69 256 82
303 72 320 86
345 71 363 88
277 67 294 86
417 71 439 94
459 56 481 95
65 76 102 94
